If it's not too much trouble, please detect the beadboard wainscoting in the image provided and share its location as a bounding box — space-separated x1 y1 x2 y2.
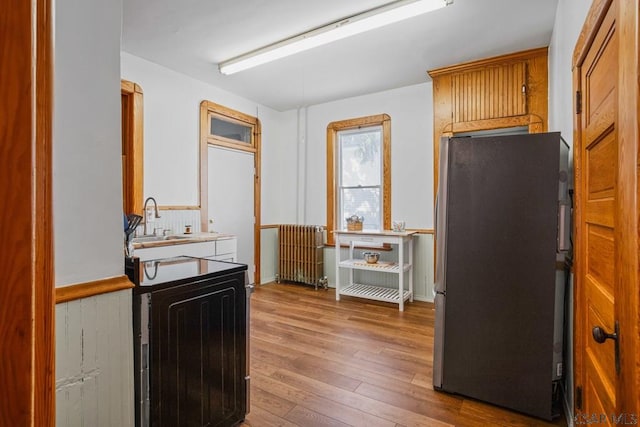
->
55 289 134 426
261 229 435 302
148 208 202 235
260 226 279 284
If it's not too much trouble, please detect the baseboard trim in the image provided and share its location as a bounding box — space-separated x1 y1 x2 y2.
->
56 275 134 304
259 276 277 286
413 295 435 304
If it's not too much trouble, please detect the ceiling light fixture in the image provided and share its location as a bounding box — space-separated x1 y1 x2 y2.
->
218 0 453 75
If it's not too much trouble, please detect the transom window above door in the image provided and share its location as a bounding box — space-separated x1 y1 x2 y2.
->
201 100 258 153
209 116 252 145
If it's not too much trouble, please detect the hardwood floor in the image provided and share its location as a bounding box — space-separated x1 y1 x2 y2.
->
240 283 567 427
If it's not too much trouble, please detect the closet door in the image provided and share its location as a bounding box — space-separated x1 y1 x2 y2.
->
574 0 640 416
208 146 255 278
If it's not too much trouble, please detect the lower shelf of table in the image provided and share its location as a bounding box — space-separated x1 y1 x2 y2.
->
338 283 412 304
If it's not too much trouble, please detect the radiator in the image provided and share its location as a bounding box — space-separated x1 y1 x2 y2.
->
276 225 328 290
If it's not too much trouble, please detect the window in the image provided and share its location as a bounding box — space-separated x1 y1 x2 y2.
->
201 100 257 153
327 114 391 245
339 126 383 229
209 116 252 145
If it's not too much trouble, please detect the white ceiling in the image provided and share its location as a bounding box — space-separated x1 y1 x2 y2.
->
122 0 559 112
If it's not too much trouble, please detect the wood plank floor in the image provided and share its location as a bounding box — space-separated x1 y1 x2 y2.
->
240 283 567 427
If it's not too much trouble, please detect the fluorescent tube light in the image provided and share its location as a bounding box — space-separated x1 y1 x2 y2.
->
218 0 453 75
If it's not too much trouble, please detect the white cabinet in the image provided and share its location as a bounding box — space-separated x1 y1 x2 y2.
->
134 236 237 262
334 230 416 311
202 238 237 262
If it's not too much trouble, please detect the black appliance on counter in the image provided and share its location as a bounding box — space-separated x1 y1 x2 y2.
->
433 132 569 420
126 256 251 427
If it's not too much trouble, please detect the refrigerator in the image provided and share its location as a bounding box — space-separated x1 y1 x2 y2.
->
433 132 569 420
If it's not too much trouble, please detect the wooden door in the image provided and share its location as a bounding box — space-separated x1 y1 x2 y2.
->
574 0 639 419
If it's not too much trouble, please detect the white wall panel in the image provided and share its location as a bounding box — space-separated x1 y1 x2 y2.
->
56 290 134 427
262 108 298 224
260 228 278 284
54 0 123 286
548 0 590 147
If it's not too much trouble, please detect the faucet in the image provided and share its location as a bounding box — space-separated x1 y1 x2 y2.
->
142 197 161 236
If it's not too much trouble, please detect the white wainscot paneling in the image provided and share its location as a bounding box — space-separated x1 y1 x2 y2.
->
260 227 278 284
56 289 134 426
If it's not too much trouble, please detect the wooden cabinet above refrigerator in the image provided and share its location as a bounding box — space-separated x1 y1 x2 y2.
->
427 47 549 194
428 47 548 135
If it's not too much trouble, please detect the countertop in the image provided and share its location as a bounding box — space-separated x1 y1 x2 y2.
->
132 232 235 249
126 256 246 290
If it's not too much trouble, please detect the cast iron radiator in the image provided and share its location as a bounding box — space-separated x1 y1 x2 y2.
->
276 225 328 290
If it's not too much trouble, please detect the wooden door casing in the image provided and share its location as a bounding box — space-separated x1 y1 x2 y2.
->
573 0 640 417
121 80 144 215
0 0 55 424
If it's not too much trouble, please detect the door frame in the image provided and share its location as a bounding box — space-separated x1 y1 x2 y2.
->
121 79 144 215
0 0 55 424
572 0 639 413
199 101 262 285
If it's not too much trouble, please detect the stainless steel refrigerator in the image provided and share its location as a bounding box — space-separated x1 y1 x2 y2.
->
433 132 569 420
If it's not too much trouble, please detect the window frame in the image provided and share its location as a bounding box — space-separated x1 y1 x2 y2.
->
326 114 391 245
201 100 258 154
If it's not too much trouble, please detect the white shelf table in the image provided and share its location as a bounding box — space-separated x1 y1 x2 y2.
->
334 230 416 311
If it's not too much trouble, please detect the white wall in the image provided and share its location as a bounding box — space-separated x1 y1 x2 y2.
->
300 82 434 228
548 0 591 422
54 0 134 424
548 0 590 150
54 0 124 286
264 108 299 224
120 53 293 225
258 83 435 286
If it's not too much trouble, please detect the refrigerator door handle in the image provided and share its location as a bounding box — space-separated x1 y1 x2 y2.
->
557 200 571 252
433 191 439 298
